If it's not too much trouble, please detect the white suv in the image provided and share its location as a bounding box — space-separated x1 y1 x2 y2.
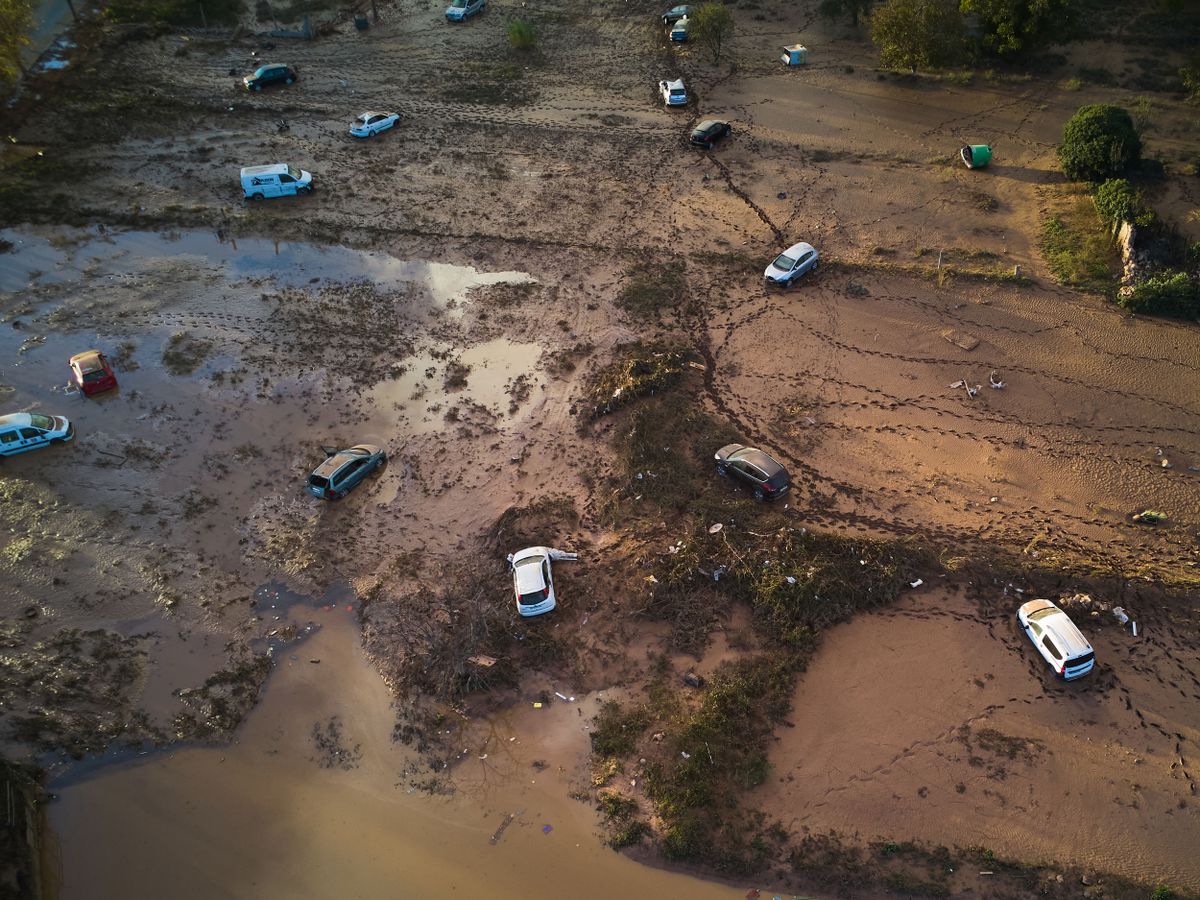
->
1017 599 1095 680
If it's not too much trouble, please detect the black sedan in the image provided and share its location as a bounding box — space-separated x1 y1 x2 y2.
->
661 4 690 24
690 119 731 149
714 444 790 501
243 64 297 92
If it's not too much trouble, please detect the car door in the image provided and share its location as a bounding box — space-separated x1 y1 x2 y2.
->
1040 634 1064 672
542 558 553 597
744 463 768 486
276 173 296 196
19 427 45 452
334 458 368 494
795 250 815 275
0 428 21 455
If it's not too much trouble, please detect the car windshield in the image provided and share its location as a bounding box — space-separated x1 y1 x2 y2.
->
287 165 302 180
451 0 466 6
772 253 796 269
1027 606 1059 622
29 414 55 430
670 88 685 96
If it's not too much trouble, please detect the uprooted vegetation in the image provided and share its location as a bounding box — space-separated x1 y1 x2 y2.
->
172 653 272 740
586 342 688 418
617 261 690 319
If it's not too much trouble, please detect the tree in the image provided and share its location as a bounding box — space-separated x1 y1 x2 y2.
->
959 0 1078 57
819 0 874 26
691 2 735 65
0 0 36 83
1057 104 1141 183
870 0 964 73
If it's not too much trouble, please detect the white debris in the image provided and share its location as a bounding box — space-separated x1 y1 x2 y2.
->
910 578 924 588
708 523 723 534
1112 607 1129 625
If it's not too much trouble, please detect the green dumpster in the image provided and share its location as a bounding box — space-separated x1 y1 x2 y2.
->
961 144 992 169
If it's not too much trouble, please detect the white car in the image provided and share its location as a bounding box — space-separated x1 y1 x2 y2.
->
764 241 819 285
511 546 558 617
1017 599 1096 680
350 111 400 138
0 412 74 457
659 78 687 107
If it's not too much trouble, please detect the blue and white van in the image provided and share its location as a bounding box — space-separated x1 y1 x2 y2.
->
240 164 313 200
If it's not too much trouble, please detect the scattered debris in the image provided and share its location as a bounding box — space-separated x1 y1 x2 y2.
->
489 812 517 845
910 578 924 588
1112 607 1129 625
708 522 724 534
988 370 1005 389
469 655 498 668
1131 509 1167 524
940 328 980 351
542 824 553 834
683 671 705 688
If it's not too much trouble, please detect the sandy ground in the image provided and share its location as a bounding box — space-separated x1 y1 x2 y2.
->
2 0 1199 894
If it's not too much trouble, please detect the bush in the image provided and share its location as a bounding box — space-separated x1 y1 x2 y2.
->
1058 104 1142 182
1094 178 1146 226
1121 271 1200 318
506 18 536 50
691 2 735 64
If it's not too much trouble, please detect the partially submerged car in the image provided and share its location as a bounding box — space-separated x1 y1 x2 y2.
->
241 163 313 200
307 444 386 499
661 4 690 24
350 111 400 138
764 241 819 286
690 119 731 148
445 0 485 21
714 444 790 500
1017 599 1095 680
0 412 74 457
670 16 689 41
243 64 297 92
69 349 117 396
659 78 687 107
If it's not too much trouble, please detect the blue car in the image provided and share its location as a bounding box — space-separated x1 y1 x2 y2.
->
445 0 485 21
662 4 689 24
670 16 689 41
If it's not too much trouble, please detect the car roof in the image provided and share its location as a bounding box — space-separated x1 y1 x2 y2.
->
664 78 685 90
70 350 105 369
241 164 290 176
1023 600 1092 655
359 111 390 118
312 444 379 476
695 119 724 130
730 447 785 475
514 557 547 593
0 413 34 428
781 241 816 257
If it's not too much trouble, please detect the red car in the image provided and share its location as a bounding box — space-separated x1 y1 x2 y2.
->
69 350 117 396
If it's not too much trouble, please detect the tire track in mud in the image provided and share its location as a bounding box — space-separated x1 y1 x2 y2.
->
702 154 784 244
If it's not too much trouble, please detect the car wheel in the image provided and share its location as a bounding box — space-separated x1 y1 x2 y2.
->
285 76 294 85
252 83 261 92
716 463 729 477
753 487 766 501
251 192 265 201
724 125 732 137
298 186 312 195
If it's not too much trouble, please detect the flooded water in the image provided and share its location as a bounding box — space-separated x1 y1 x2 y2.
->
46 606 742 900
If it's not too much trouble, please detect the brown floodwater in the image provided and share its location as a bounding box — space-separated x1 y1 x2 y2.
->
45 604 743 900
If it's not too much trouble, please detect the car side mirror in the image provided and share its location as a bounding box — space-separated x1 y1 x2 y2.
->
320 445 339 457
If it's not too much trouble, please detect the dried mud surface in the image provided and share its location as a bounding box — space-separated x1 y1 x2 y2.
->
2 0 1199 895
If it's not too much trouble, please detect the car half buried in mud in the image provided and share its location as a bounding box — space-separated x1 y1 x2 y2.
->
307 444 387 499
69 350 117 396
0 412 74 456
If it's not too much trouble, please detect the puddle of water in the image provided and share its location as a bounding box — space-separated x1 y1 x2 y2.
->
0 226 532 308
368 337 545 433
47 607 743 900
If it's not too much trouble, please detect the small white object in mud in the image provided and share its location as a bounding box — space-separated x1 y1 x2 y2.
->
785 576 797 584
1112 607 1129 625
708 522 723 533
910 579 924 588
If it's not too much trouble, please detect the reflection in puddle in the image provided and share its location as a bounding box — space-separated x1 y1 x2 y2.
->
47 609 741 900
0 226 532 308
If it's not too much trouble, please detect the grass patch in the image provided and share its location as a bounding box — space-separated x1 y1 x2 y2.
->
162 331 214 376
591 701 652 757
1039 187 1121 297
618 262 689 319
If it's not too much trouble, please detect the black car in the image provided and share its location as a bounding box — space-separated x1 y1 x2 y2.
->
243 64 297 92
307 444 386 499
714 444 790 500
661 4 690 24
690 119 731 149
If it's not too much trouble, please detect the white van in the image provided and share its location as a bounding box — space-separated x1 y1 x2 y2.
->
240 164 313 200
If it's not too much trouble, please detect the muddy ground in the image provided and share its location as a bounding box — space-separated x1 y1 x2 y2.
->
1 0 1199 896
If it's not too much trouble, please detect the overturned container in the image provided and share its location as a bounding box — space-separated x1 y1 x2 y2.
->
961 144 992 169
781 44 808 65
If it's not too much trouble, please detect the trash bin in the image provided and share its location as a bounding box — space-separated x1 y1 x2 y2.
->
781 44 808 66
354 14 369 30
961 144 992 169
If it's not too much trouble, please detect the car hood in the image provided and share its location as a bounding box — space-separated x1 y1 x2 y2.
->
764 262 788 278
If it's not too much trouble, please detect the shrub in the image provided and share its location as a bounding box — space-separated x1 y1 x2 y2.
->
1058 104 1142 182
691 2 735 64
870 0 964 73
1094 178 1141 225
1121 271 1200 318
506 18 536 50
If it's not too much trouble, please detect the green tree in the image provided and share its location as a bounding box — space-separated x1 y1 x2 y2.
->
870 0 964 73
959 0 1078 57
1057 104 1141 183
691 2 735 65
0 0 36 83
818 0 874 26
507 18 536 50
